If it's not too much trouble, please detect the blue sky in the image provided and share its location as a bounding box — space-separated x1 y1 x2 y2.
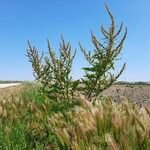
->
0 0 150 81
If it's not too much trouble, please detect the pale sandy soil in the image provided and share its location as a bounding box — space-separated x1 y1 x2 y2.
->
0 83 21 89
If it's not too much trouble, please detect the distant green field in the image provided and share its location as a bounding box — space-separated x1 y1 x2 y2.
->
0 80 26 84
115 81 150 85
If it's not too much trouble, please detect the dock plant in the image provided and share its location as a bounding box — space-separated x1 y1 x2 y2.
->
27 5 127 102
27 37 79 101
79 5 127 101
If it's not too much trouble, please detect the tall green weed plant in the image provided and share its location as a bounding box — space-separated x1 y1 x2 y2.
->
27 5 127 102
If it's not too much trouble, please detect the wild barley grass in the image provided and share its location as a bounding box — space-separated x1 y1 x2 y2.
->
54 98 150 149
0 85 150 149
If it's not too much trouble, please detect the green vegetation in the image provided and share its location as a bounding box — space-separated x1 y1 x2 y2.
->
79 5 127 101
115 81 150 86
27 5 127 102
27 37 79 101
0 80 26 84
0 5 149 150
0 84 150 149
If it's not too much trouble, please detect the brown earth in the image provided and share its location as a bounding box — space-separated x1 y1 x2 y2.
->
103 85 150 106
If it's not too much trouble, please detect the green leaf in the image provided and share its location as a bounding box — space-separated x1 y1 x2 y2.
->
82 67 95 72
72 80 80 91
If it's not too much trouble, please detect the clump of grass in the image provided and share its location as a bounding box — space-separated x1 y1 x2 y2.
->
0 86 150 149
54 98 150 149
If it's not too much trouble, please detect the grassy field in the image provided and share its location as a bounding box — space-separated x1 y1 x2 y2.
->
0 83 150 149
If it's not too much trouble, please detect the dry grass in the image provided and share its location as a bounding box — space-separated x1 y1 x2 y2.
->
52 97 150 149
0 84 150 149
0 85 24 102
